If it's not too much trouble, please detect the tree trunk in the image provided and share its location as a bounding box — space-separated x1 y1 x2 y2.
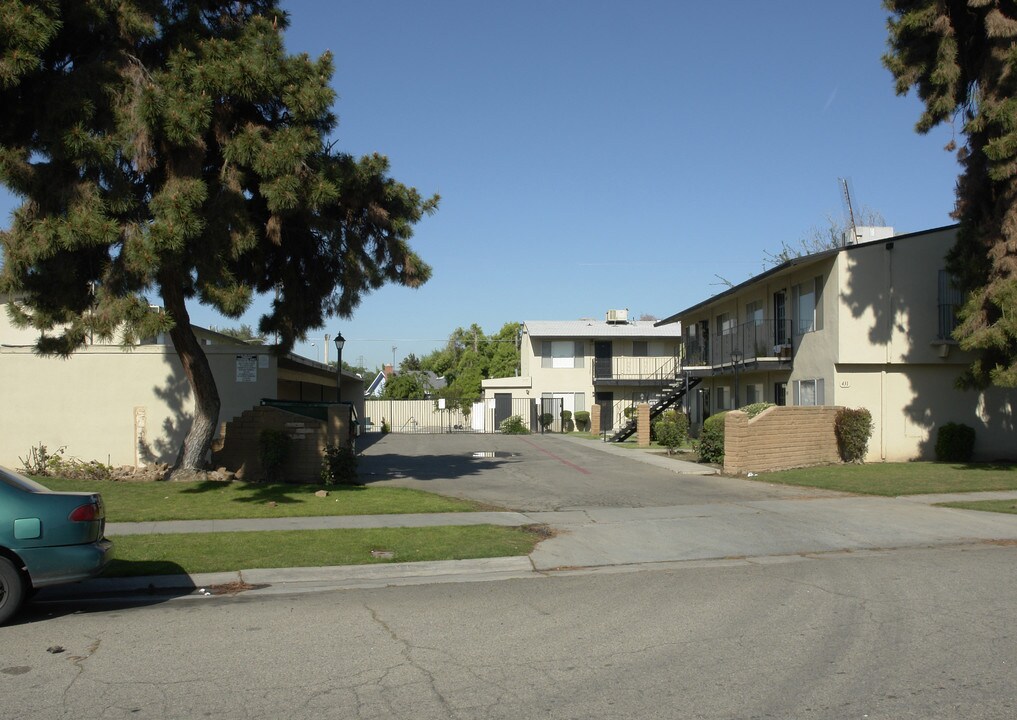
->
161 279 221 473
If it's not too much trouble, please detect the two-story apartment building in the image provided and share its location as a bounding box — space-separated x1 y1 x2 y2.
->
482 310 682 432
655 225 1015 462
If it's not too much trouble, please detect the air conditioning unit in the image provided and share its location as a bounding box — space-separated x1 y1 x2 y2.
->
606 309 628 324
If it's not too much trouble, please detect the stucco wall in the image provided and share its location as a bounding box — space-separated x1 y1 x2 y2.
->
0 345 276 468
724 406 841 474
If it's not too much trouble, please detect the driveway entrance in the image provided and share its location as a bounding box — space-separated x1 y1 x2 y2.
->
357 433 840 512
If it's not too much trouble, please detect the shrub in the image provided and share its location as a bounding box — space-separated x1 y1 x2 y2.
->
935 422 976 462
560 409 573 433
654 410 689 455
623 406 638 420
258 428 290 481
500 415 529 434
740 402 774 419
381 419 391 434
835 407 873 463
698 411 728 464
574 410 591 431
538 413 554 430
321 443 359 485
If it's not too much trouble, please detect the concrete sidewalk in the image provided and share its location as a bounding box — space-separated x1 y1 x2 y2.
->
40 489 1017 603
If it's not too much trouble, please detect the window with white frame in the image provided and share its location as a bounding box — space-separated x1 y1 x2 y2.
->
745 383 762 405
745 300 763 326
716 313 735 336
542 341 585 369
792 378 825 406
792 275 824 334
715 386 728 410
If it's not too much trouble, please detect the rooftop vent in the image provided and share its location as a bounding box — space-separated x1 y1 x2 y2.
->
605 309 629 324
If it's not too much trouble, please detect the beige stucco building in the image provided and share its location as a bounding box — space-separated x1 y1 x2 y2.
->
0 301 364 469
656 224 1016 462
482 311 682 432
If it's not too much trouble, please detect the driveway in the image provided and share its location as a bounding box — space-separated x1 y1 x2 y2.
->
356 432 843 512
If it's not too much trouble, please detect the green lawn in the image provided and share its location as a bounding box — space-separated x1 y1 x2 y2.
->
760 462 1017 496
937 499 1017 515
39 477 492 523
104 525 545 576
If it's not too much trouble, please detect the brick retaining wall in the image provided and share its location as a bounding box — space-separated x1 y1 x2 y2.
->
724 406 841 475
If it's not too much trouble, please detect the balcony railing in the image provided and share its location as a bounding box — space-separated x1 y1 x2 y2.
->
593 355 680 382
684 319 793 368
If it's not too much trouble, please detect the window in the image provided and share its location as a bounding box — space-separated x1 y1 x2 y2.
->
632 340 648 357
792 378 825 406
938 270 964 339
745 383 761 405
715 386 728 410
792 275 824 334
774 382 787 406
716 313 735 336
542 341 584 369
745 300 763 326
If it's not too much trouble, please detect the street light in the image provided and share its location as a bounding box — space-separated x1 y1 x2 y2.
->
333 332 345 403
731 348 743 409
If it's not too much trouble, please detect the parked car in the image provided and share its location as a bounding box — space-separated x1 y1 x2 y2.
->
0 466 113 624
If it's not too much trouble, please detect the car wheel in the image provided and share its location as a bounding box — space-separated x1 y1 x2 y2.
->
0 557 27 626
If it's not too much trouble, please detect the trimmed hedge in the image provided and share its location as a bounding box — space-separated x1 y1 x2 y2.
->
935 422 975 462
698 411 728 463
835 407 873 463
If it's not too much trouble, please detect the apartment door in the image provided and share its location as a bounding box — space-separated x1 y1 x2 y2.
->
595 391 614 431
494 393 512 428
594 341 613 379
773 290 787 347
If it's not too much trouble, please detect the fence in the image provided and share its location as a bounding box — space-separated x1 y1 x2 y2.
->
363 398 538 434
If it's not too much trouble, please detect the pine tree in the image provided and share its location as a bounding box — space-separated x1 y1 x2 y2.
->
884 0 1017 387
0 1 436 471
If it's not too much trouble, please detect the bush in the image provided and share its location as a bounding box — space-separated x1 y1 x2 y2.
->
321 443 358 485
258 428 291 481
653 410 689 450
835 407 873 463
538 413 554 430
560 409 573 433
740 402 774 419
935 422 976 462
381 419 391 434
698 411 728 464
574 410 591 431
653 410 689 455
623 406 638 420
500 415 529 434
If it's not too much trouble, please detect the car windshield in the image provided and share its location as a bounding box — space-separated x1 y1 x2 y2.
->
0 466 51 493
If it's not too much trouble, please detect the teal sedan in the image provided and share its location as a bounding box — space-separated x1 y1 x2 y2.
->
0 466 113 624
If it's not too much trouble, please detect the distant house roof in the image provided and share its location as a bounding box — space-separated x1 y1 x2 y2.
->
524 319 681 339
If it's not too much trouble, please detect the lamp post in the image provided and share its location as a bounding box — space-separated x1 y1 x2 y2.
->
731 348 743 409
333 332 345 403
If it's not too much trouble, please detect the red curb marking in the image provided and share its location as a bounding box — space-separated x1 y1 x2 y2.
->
519 437 592 475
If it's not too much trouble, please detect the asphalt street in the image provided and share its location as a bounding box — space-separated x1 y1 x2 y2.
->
4 544 1016 719
5 433 1017 719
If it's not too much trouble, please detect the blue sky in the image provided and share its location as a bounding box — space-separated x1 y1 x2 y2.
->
0 1 960 371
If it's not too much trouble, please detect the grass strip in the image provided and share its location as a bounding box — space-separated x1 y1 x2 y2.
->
936 500 1017 515
103 525 545 577
760 462 1017 496
40 478 490 523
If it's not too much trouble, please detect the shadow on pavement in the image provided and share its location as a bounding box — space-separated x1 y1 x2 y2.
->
357 453 514 482
17 561 198 625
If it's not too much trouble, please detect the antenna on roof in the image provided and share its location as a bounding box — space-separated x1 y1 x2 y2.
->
839 177 857 246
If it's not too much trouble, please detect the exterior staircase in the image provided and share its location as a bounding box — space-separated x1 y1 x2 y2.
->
609 376 702 442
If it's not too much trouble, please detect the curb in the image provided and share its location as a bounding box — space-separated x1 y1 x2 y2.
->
34 556 539 601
